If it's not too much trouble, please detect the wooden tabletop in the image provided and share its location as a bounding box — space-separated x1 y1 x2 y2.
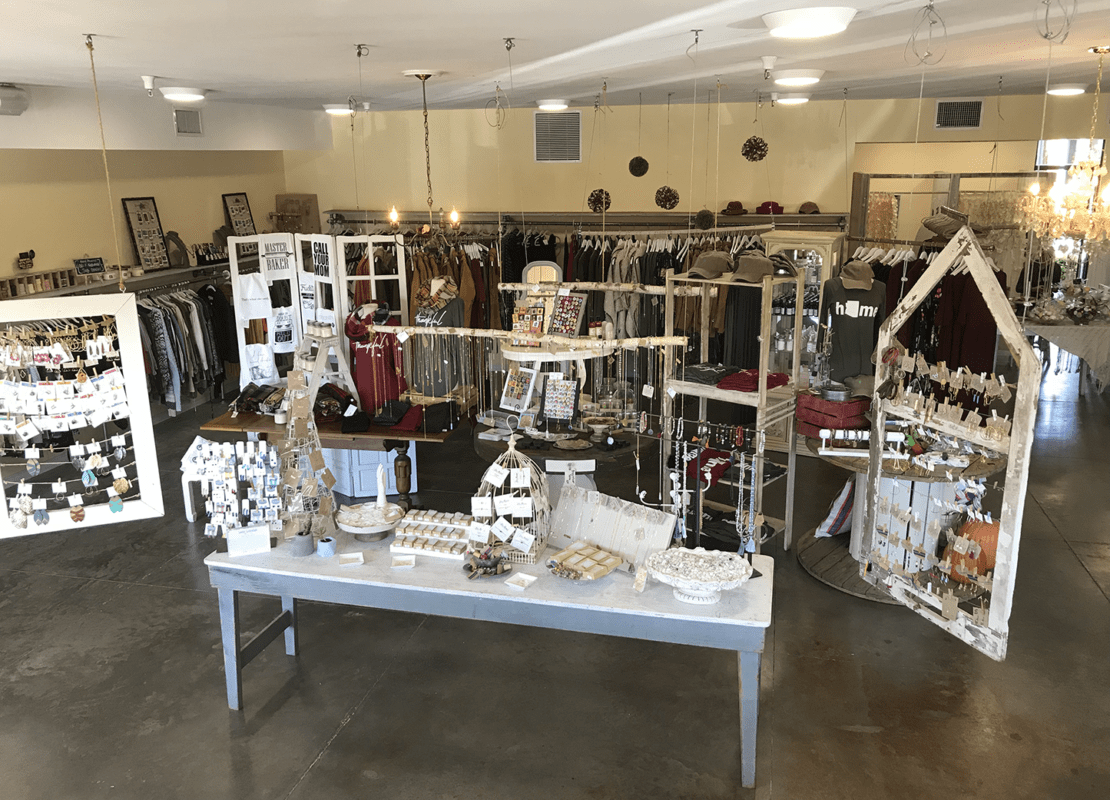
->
201 410 454 449
805 437 1006 482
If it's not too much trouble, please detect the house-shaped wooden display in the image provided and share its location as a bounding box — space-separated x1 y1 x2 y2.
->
859 226 1039 660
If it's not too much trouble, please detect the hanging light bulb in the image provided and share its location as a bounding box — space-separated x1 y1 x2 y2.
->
388 206 400 227
449 207 460 228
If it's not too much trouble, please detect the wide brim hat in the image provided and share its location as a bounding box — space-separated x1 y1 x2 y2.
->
721 201 747 216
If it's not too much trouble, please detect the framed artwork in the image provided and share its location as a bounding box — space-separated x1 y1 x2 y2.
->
511 303 546 347
548 292 587 336
223 193 257 237
0 293 165 538
500 367 538 413
121 197 169 271
539 374 580 423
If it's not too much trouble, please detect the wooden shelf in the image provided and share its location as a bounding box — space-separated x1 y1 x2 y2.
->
665 379 795 409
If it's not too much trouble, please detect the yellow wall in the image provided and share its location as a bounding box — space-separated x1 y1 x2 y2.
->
0 150 287 277
283 93 1108 219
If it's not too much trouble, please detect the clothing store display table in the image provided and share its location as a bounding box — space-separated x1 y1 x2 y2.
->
1024 320 1110 394
205 543 774 788
201 410 454 449
472 425 652 470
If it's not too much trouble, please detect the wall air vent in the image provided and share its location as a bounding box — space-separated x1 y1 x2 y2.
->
534 111 581 163
173 108 203 136
935 99 982 130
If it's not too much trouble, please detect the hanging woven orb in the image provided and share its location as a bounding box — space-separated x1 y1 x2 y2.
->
655 185 680 210
694 209 715 230
629 156 649 177
587 188 612 213
742 135 769 162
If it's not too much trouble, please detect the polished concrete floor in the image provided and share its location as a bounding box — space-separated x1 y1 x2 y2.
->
0 370 1106 800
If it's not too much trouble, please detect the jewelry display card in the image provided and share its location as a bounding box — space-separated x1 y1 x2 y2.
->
547 292 587 336
0 294 164 538
223 193 257 256
511 303 546 347
499 367 538 413
539 374 580 423
121 196 170 271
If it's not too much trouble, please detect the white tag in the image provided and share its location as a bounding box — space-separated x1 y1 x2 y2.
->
510 467 530 489
16 483 32 495
557 287 570 296
485 464 509 487
641 384 655 398
111 434 126 448
470 495 494 519
588 490 600 505
468 522 491 543
227 524 272 558
397 331 410 343
509 495 533 518
32 498 46 510
8 498 19 510
494 493 516 516
106 485 119 498
112 467 126 479
68 494 83 507
667 387 677 398
509 527 535 552
87 441 102 454
52 481 67 494
24 447 40 459
69 444 85 458
491 516 515 542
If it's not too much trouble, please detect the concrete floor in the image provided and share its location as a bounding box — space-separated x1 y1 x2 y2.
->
0 369 1106 800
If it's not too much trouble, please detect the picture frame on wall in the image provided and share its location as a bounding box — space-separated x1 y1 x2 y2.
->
121 196 170 272
222 193 257 238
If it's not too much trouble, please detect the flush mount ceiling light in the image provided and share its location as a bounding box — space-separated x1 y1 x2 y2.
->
1047 83 1087 96
774 92 810 105
537 99 568 111
323 103 355 115
763 7 857 39
772 69 825 86
158 87 205 102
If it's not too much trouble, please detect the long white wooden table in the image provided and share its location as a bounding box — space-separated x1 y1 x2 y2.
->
205 542 774 788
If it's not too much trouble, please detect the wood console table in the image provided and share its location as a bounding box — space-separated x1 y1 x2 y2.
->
205 543 774 788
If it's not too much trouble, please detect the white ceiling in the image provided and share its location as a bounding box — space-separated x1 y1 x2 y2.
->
4 0 1110 111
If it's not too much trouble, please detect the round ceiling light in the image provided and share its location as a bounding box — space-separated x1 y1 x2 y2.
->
323 103 354 115
763 7 857 39
537 99 568 111
1047 84 1087 96
775 93 811 105
159 87 205 102
772 69 825 87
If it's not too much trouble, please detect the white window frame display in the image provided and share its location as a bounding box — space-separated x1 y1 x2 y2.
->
0 293 164 537
293 233 344 328
229 233 301 390
334 234 410 356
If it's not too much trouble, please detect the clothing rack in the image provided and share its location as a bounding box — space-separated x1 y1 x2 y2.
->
846 235 995 252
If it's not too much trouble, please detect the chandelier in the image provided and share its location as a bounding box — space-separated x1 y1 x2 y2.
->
1022 47 1110 246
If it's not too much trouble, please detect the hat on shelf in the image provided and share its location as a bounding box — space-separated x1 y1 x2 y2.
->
732 252 775 283
769 253 798 276
839 260 874 290
798 201 821 214
686 250 733 279
756 201 784 215
721 201 747 216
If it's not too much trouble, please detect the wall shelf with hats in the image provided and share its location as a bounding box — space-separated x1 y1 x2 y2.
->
661 266 804 554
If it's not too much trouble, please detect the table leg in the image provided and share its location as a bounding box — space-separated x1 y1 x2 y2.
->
738 649 761 789
282 596 299 656
218 588 243 711
384 439 413 510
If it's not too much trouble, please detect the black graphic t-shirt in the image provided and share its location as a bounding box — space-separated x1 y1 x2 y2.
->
821 277 887 383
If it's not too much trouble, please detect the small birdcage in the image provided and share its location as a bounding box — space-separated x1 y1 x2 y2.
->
472 437 550 564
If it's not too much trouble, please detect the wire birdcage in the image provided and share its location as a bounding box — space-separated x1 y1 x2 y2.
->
473 437 550 564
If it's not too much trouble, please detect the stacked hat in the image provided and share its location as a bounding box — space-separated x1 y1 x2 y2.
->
732 252 775 282
686 250 733 279
769 252 797 276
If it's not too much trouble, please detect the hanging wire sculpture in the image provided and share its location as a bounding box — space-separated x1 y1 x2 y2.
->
742 136 768 162
1035 0 1077 43
588 188 612 213
905 0 948 66
656 92 680 209
629 92 650 176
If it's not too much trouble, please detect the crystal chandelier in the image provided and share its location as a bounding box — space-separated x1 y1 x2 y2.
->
1022 47 1110 246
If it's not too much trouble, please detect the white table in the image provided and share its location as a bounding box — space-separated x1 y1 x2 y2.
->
205 541 773 788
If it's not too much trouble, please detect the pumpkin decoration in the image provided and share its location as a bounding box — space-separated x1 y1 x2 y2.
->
944 519 1000 584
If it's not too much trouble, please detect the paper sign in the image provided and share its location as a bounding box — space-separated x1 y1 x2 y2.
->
287 371 306 390
510 467 530 489
471 495 494 519
227 524 272 558
307 448 325 472
485 464 509 487
52 481 67 494
490 516 515 542
319 496 333 516
468 522 492 543
509 527 535 552
642 384 655 398
396 331 409 343
494 493 517 516
509 495 533 518
320 468 337 489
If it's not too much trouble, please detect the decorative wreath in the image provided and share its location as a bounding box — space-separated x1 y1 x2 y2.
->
742 136 769 162
694 209 715 230
655 185 680 210
587 188 612 213
629 156 649 177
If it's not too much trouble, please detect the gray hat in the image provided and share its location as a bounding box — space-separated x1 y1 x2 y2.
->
840 260 874 290
687 250 733 279
732 252 774 283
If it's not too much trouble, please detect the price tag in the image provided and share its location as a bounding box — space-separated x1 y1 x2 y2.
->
485 464 509 487
509 527 535 552
67 494 83 507
111 467 126 480
8 498 19 510
666 387 677 398
87 441 102 454
510 467 530 489
470 495 494 519
106 485 119 498
24 447 40 459
111 434 127 448
69 444 86 458
16 482 32 495
490 516 515 542
641 384 655 399
468 522 492 543
557 287 570 296
509 495 533 518
52 481 67 494
396 331 410 343
494 493 516 516
32 497 47 510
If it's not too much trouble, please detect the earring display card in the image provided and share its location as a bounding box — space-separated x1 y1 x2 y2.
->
121 197 170 271
511 303 546 347
500 367 538 413
547 292 587 336
223 193 258 256
539 375 580 423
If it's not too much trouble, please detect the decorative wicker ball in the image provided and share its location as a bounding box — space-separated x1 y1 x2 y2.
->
944 519 1000 584
742 136 769 162
629 156 649 177
655 185 680 210
587 188 612 213
694 209 715 230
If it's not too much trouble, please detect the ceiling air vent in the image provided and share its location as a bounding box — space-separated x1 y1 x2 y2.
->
935 99 982 130
535 111 581 163
173 108 203 136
